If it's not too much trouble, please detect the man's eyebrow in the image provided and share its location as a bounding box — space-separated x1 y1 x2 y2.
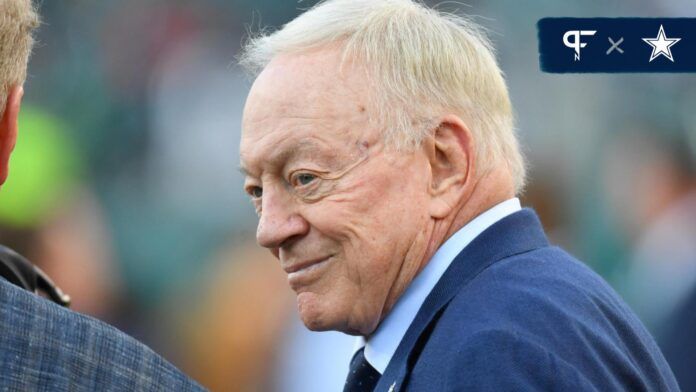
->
266 139 332 164
238 165 251 177
280 139 323 157
290 139 340 161
239 139 341 178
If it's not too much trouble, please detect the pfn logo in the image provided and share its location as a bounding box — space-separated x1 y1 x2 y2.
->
563 30 596 61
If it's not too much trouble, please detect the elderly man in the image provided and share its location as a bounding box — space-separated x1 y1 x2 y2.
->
0 1 203 389
238 0 679 391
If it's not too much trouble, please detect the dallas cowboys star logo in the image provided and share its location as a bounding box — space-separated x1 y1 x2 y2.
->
642 24 681 62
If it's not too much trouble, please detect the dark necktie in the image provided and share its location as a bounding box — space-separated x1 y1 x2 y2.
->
344 347 381 392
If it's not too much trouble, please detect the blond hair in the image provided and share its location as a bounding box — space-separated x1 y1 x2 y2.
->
240 0 525 192
0 0 39 117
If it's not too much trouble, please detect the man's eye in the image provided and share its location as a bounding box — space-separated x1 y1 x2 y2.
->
248 186 263 198
295 173 317 186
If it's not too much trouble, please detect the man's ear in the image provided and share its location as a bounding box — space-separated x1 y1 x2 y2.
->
0 85 24 185
425 114 475 219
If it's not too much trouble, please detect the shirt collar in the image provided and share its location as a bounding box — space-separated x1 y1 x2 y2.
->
354 197 522 373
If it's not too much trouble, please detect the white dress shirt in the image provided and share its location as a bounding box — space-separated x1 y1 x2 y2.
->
354 198 522 373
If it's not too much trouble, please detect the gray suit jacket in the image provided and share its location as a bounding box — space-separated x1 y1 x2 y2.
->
0 277 205 391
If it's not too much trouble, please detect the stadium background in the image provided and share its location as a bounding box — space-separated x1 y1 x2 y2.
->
2 0 694 390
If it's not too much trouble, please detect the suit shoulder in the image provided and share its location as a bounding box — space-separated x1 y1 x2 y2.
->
421 246 678 391
0 278 204 390
452 246 636 328
443 245 656 353
438 328 596 391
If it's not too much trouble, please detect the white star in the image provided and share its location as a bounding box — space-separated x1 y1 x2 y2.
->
642 24 681 62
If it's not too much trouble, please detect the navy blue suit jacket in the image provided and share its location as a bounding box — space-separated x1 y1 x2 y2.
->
375 209 679 391
0 277 205 391
661 284 696 391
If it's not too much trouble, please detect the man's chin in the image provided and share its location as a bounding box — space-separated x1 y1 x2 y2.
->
296 291 335 331
296 291 357 333
296 291 371 335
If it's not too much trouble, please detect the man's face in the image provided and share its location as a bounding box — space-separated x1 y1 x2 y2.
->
239 48 433 335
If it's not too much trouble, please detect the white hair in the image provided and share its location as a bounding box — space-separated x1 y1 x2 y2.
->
239 0 526 193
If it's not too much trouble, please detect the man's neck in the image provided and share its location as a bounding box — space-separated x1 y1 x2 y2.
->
359 196 522 373
373 167 515 335
421 167 515 276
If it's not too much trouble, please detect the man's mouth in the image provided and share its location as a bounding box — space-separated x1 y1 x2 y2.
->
284 256 333 289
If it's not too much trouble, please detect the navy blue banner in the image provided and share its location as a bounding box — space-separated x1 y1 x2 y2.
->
538 18 696 73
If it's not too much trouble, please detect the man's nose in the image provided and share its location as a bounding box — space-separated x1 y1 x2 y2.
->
256 190 309 249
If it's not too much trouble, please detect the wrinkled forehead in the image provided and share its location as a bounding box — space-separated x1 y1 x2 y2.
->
240 48 377 171
242 48 372 128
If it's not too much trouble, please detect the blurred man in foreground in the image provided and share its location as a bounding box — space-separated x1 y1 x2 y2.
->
0 1 203 389
238 0 679 390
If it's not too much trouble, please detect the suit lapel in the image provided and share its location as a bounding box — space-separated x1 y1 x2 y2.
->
374 209 549 392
